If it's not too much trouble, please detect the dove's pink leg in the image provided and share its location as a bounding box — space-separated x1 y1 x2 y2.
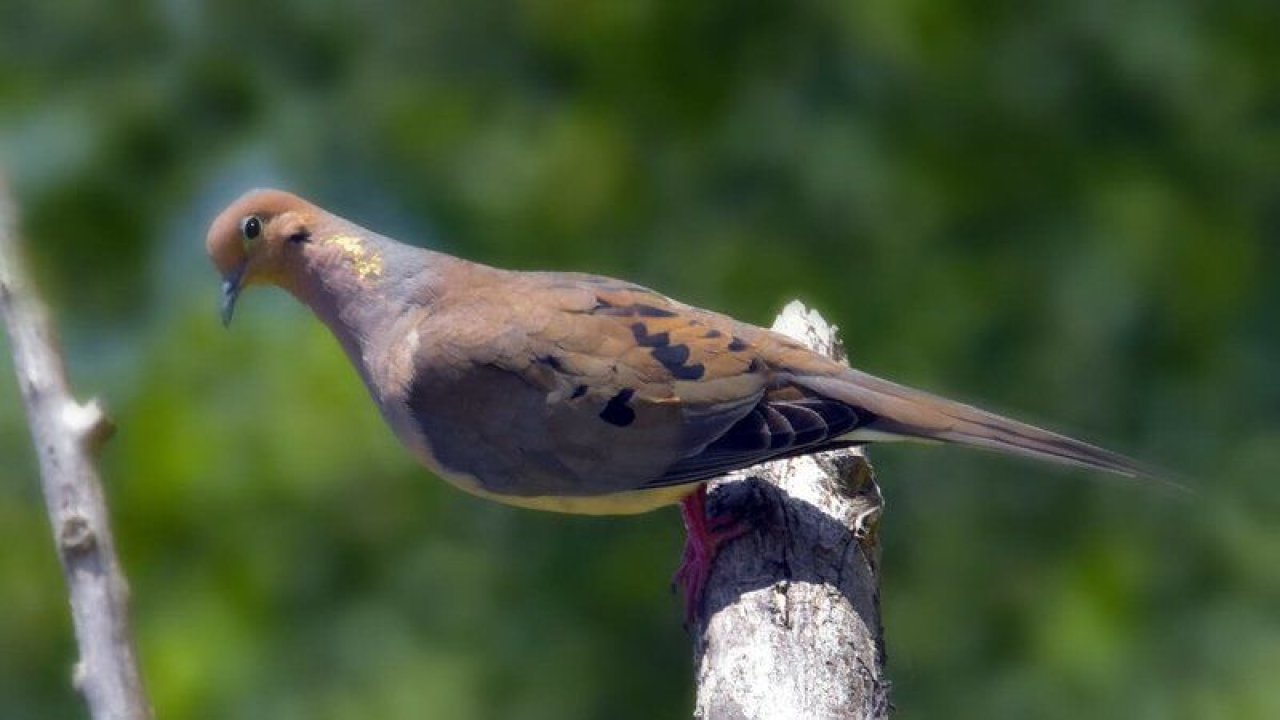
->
673 484 750 624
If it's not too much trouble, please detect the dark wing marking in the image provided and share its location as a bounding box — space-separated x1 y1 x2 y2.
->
649 395 873 487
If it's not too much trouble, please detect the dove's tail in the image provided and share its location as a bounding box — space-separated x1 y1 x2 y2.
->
796 369 1148 478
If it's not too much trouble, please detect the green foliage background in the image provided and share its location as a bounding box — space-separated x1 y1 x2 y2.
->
2 1 1278 717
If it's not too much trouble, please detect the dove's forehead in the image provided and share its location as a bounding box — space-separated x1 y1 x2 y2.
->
221 188 311 223
208 189 309 242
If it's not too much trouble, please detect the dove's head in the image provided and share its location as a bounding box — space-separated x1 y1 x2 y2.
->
207 189 320 326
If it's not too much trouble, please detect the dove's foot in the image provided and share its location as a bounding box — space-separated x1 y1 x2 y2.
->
673 484 750 626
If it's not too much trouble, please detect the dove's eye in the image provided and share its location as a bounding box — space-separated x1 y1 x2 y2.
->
240 216 262 241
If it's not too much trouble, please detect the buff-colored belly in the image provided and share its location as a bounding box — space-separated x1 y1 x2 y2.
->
437 467 699 515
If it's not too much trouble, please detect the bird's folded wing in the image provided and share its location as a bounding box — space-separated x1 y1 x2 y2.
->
478 275 873 490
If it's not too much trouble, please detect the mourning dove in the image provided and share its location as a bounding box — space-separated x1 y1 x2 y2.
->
207 189 1146 617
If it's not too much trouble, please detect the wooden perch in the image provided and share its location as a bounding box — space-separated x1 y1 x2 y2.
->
0 174 154 720
693 301 890 719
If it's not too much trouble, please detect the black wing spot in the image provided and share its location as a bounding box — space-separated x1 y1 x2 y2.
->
704 329 723 339
538 355 564 371
652 343 689 366
631 323 670 347
571 385 588 399
727 337 749 352
669 362 706 380
600 389 637 427
651 343 705 380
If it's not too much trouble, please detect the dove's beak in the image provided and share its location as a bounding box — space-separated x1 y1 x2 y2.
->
220 263 245 327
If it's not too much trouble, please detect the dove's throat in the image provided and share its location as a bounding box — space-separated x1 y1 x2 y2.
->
288 234 456 389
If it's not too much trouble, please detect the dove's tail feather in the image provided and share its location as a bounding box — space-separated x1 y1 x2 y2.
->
797 369 1149 478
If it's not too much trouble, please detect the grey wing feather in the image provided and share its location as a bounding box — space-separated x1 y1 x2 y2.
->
650 396 870 487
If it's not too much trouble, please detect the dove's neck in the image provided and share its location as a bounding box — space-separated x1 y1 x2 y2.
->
288 228 457 381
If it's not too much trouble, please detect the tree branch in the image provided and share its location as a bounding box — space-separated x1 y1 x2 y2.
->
693 301 890 719
0 173 154 719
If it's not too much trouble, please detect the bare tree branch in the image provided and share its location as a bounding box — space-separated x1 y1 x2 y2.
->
0 173 154 720
693 301 890 720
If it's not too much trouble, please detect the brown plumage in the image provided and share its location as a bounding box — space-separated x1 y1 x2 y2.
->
207 189 1146 516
